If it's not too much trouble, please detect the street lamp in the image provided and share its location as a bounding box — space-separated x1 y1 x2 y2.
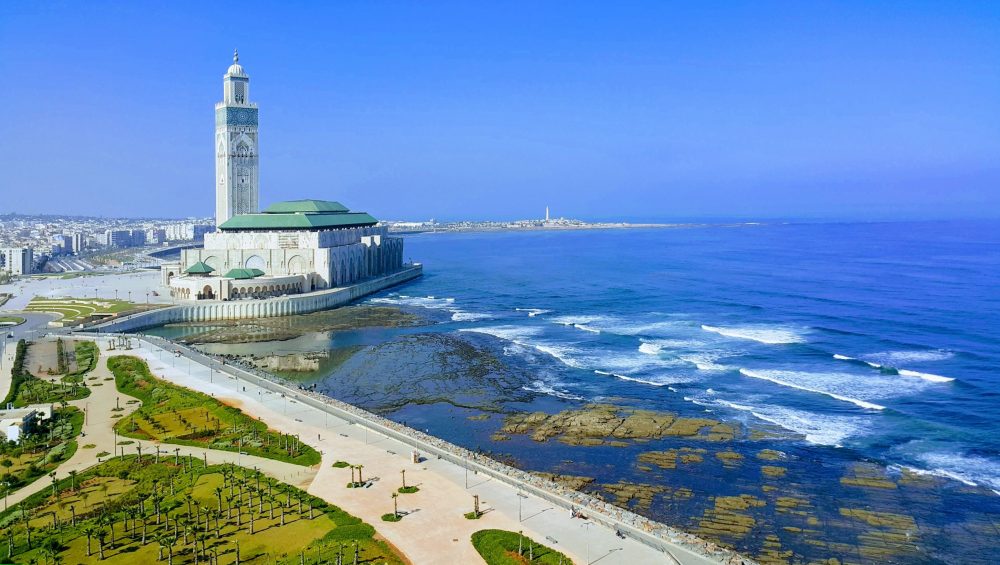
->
517 492 528 522
582 522 593 564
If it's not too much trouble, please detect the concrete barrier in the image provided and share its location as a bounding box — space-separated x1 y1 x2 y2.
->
86 264 422 332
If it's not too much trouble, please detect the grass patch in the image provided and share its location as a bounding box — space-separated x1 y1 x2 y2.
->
331 461 351 468
380 513 401 522
397 486 419 494
0 456 405 564
82 444 96 449
0 316 25 326
464 511 482 520
472 529 575 564
24 297 139 325
109 356 321 466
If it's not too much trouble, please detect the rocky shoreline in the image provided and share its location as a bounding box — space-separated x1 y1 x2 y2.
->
209 350 755 564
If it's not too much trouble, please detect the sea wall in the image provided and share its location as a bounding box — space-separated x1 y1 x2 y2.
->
88 264 422 332
125 333 751 565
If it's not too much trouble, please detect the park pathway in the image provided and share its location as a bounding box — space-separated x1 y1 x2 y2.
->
4 340 316 511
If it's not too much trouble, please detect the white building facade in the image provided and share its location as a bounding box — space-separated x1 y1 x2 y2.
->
0 247 33 275
215 50 259 227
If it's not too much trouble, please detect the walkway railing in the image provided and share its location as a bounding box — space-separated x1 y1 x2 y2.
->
119 333 748 565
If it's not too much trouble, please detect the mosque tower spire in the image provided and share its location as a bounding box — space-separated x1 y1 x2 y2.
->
215 49 259 227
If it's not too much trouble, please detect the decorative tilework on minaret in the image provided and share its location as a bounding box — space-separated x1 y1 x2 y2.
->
215 49 259 227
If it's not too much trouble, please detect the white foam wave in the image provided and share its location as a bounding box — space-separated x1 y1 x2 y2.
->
834 352 955 383
594 370 669 387
372 294 491 322
701 325 806 344
638 342 663 355
522 380 585 401
677 353 729 371
515 308 551 317
551 315 688 338
451 311 493 322
867 350 954 364
911 452 1000 493
714 399 866 446
739 368 886 410
898 369 954 383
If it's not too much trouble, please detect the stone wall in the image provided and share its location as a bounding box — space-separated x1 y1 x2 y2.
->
91 264 422 332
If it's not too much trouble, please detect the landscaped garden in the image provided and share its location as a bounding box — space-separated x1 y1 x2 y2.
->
0 316 25 327
24 297 141 325
0 407 84 495
472 529 575 564
3 339 94 408
109 356 321 466
0 456 405 564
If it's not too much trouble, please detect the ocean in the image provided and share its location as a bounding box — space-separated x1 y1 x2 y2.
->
150 220 1000 562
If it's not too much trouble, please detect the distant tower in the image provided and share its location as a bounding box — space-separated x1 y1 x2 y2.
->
545 206 550 221
215 49 259 227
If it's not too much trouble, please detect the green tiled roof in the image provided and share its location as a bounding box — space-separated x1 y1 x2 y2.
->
184 261 215 274
223 268 261 280
262 200 349 214
218 211 378 231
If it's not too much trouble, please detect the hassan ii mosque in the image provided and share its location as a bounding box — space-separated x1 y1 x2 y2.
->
162 51 408 302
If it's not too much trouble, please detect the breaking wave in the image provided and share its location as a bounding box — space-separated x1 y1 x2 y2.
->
714 398 867 446
833 353 955 382
594 369 670 387
738 368 886 410
522 380 585 401
911 452 1000 494
515 308 551 317
371 294 492 323
701 325 806 344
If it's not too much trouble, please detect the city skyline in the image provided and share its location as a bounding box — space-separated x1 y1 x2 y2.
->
1 2 998 221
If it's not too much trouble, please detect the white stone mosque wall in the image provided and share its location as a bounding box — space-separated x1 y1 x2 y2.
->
92 264 423 331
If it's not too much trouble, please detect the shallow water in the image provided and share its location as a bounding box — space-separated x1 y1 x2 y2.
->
147 221 1000 562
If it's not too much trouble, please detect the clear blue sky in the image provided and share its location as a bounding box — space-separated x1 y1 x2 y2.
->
1 1 998 221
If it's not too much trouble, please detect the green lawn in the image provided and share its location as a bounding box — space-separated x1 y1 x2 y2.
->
24 297 140 325
472 529 575 564
109 356 321 466
0 315 25 326
0 456 405 564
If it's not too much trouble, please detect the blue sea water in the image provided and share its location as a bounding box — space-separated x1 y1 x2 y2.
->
381 221 1000 493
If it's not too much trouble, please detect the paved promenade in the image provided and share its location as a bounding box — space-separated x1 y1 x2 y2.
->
125 335 743 565
3 331 745 564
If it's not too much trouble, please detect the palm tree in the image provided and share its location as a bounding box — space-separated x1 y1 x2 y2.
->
96 527 107 560
401 469 406 489
356 464 364 485
214 486 223 513
391 493 399 518
49 471 57 497
81 525 97 557
68 470 77 492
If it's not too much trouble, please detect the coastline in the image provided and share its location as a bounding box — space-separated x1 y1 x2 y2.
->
112 331 751 565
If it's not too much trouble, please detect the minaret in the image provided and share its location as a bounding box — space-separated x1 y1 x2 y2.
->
215 49 259 226
545 206 550 222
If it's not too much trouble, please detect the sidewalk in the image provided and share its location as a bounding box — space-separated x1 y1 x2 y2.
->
127 336 729 565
